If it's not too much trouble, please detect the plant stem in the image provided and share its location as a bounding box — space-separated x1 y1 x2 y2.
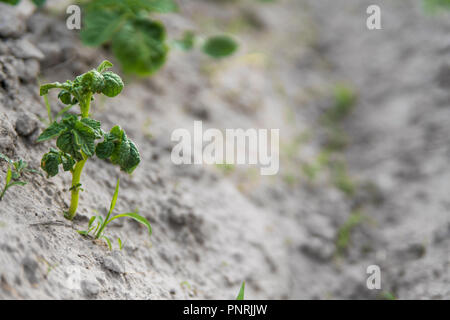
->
66 159 86 220
80 93 92 118
0 185 7 201
65 94 91 220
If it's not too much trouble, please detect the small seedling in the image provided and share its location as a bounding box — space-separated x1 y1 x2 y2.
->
37 60 140 220
336 210 366 256
78 178 151 250
0 154 41 201
236 281 245 300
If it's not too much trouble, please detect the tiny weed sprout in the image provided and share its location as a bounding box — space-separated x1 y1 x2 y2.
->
37 60 141 220
78 178 152 250
236 281 245 300
0 154 41 201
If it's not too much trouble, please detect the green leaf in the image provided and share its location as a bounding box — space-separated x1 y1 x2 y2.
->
203 35 238 58
80 118 102 137
61 154 75 172
109 212 152 236
0 0 20 5
32 0 46 6
109 178 120 215
102 235 112 250
145 0 179 13
112 18 168 76
55 116 101 159
97 60 113 73
0 153 12 164
81 8 125 46
96 138 115 159
101 72 124 97
97 126 141 173
88 216 96 229
7 181 27 188
118 237 124 250
41 151 61 177
236 281 245 300
5 167 12 185
58 90 72 105
40 82 70 96
79 70 105 94
37 121 66 142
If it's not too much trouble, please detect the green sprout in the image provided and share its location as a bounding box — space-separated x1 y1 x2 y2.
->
236 281 245 300
336 210 366 256
78 178 151 250
0 154 41 201
37 60 140 220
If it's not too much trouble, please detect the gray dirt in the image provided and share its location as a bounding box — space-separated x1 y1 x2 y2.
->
0 0 449 299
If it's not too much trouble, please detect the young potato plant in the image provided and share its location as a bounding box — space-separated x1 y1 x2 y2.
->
0 154 41 201
37 60 140 220
78 178 152 250
2 0 238 75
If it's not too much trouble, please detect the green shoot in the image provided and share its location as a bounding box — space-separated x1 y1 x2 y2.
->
236 281 245 300
336 210 366 256
37 60 141 220
78 178 152 250
0 154 41 201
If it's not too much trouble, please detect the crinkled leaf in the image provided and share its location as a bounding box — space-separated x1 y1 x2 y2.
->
61 154 75 172
79 70 105 93
80 118 102 137
97 60 113 73
96 139 115 159
37 121 66 142
101 72 124 97
56 131 82 161
97 126 140 173
55 116 101 159
41 151 61 177
203 35 238 58
112 18 168 76
58 90 72 105
81 8 125 46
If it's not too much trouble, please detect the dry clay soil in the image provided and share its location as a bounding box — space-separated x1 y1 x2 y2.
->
0 0 450 299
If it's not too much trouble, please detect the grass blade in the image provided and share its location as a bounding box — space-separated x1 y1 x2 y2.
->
236 281 245 300
109 212 152 236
